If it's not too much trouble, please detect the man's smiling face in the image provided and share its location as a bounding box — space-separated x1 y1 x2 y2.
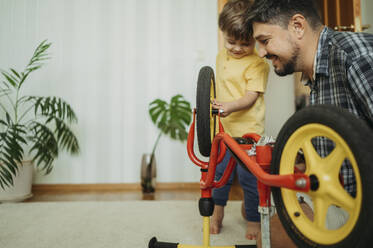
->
253 22 300 76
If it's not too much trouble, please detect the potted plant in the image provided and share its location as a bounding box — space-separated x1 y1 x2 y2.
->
0 40 79 201
142 94 192 193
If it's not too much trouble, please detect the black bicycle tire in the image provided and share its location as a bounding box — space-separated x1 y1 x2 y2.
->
271 105 373 247
196 66 216 157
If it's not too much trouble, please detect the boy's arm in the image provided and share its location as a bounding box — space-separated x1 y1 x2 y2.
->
212 90 258 117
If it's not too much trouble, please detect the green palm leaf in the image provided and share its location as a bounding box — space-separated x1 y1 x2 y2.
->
28 121 58 174
51 117 80 154
20 40 51 87
22 96 77 123
0 123 27 188
1 70 20 88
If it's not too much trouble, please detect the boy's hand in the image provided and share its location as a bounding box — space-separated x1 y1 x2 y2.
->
211 100 232 117
211 91 259 117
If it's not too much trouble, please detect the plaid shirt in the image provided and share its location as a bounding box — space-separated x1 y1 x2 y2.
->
306 27 373 195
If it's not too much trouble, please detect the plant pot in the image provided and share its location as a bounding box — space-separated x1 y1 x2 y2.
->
141 153 157 193
0 161 33 202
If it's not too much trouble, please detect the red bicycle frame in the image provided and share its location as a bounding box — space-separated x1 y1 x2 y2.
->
187 109 311 206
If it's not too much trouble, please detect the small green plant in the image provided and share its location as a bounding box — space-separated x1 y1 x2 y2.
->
149 94 192 159
143 94 192 191
0 40 79 189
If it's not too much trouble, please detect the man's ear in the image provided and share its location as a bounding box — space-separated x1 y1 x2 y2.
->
289 14 306 39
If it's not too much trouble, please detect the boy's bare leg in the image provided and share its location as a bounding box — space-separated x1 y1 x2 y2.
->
210 205 224 234
241 200 246 219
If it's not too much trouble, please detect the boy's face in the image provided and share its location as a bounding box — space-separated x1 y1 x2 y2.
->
252 22 300 76
223 33 256 59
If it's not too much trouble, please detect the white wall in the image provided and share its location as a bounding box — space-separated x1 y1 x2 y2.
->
0 0 294 184
361 0 373 34
265 71 294 138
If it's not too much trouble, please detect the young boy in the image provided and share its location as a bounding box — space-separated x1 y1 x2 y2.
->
210 0 269 240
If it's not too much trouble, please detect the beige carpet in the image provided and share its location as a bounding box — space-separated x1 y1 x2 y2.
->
0 201 256 248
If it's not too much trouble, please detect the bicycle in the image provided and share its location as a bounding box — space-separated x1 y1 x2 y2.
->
149 66 373 248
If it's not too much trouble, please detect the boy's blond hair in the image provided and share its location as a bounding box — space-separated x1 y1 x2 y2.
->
218 0 254 42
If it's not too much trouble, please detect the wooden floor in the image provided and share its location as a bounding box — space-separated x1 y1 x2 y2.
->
27 184 243 202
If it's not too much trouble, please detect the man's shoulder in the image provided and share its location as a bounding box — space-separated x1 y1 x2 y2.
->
328 29 373 58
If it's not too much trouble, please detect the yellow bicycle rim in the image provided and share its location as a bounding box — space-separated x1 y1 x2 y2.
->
210 77 217 141
279 123 362 245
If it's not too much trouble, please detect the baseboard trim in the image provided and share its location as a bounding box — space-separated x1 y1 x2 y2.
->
156 182 200 190
32 182 200 192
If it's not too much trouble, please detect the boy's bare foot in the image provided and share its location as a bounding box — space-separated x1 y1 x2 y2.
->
210 205 224 234
246 221 261 240
242 201 260 239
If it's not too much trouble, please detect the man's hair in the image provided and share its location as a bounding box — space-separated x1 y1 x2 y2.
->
248 0 322 30
219 0 255 41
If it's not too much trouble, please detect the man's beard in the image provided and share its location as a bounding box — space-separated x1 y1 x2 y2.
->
275 50 299 76
271 43 300 77
275 54 296 76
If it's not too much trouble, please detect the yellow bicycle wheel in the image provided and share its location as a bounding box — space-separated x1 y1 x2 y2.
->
271 105 373 247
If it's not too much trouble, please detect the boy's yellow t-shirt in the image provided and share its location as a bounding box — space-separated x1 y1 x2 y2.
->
216 48 269 137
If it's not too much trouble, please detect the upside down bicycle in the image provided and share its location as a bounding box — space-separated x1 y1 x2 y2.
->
149 66 373 248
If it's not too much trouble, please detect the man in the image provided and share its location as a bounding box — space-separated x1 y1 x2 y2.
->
245 0 373 247
249 0 373 126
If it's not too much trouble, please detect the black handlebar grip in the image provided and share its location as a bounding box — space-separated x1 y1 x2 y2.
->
211 109 219 115
211 109 224 115
148 237 178 248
